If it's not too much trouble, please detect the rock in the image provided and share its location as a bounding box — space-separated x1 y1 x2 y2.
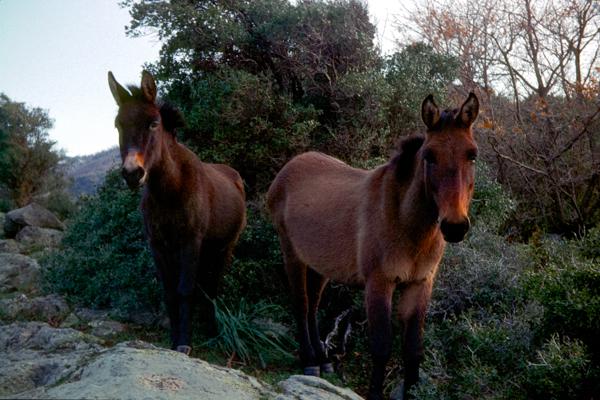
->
0 294 70 322
20 341 275 400
0 212 5 238
0 322 102 397
0 253 40 294
126 310 160 326
15 226 64 248
88 319 126 338
73 307 110 322
276 375 364 400
2 325 365 400
0 238 23 253
3 203 65 238
59 313 82 329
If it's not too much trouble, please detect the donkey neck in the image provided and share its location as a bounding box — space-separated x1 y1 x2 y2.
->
145 132 183 196
379 157 439 241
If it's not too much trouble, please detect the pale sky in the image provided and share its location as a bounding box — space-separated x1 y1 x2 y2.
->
0 0 403 156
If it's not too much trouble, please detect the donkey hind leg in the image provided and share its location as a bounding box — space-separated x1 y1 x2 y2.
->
306 267 333 373
397 280 433 399
279 238 320 375
365 276 396 400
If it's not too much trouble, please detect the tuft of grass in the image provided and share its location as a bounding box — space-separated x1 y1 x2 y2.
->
205 297 296 369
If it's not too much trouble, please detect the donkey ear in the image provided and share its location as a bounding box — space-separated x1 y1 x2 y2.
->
421 94 440 129
141 70 157 103
459 92 479 127
108 71 130 106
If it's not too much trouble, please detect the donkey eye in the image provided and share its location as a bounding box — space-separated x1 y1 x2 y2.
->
467 150 478 162
149 121 160 129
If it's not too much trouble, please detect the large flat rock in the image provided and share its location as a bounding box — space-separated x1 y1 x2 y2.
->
2 324 364 400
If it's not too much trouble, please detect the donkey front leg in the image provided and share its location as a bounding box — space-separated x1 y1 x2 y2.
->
174 243 202 355
365 276 396 400
397 278 433 399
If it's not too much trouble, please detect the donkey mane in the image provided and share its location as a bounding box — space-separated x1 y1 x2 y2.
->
391 135 425 181
123 84 185 134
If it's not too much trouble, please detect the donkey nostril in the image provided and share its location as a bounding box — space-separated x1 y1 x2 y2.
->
440 218 470 243
122 167 145 189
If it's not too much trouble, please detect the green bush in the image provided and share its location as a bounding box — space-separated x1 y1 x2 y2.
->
470 161 515 232
223 206 289 307
523 335 591 400
524 244 600 360
43 169 159 315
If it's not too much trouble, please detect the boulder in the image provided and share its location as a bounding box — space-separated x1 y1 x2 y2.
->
2 326 365 400
18 341 275 400
15 226 64 248
0 322 102 397
0 238 23 253
0 294 70 322
3 203 65 238
276 375 364 400
0 253 40 293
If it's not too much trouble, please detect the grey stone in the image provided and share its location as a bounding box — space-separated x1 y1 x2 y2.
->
4 203 65 238
15 226 63 248
21 341 276 400
0 253 40 294
59 312 82 329
0 239 23 253
0 322 102 397
276 375 364 400
89 319 126 338
74 307 110 322
0 294 70 322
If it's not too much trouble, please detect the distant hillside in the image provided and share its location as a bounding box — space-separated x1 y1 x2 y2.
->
66 147 119 197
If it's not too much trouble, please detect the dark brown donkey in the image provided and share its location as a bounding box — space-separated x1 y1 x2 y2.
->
108 71 246 354
268 93 479 399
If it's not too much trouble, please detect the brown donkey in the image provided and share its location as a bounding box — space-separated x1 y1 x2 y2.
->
108 71 246 355
267 93 479 399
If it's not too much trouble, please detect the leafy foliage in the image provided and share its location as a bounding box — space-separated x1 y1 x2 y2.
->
44 170 159 314
0 93 69 209
123 0 458 196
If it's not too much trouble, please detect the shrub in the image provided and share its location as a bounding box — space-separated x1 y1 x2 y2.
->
524 247 600 360
523 335 591 400
223 206 289 307
205 297 296 368
43 169 159 315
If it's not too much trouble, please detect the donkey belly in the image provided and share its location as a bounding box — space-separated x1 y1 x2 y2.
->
283 201 364 286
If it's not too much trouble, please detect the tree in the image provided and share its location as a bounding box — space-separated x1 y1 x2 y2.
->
401 0 600 235
0 94 66 208
123 0 384 195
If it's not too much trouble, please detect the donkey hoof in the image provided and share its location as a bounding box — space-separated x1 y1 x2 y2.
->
176 345 192 356
303 365 320 376
321 362 334 374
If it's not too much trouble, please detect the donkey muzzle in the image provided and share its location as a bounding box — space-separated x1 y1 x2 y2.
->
440 217 470 243
121 166 145 189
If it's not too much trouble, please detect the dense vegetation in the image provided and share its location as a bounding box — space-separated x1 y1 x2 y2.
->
42 0 599 398
0 94 73 216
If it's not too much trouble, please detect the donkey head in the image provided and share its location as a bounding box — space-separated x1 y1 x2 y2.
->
108 70 184 189
420 93 479 243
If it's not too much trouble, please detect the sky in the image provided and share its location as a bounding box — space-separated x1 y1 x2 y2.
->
0 0 404 157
